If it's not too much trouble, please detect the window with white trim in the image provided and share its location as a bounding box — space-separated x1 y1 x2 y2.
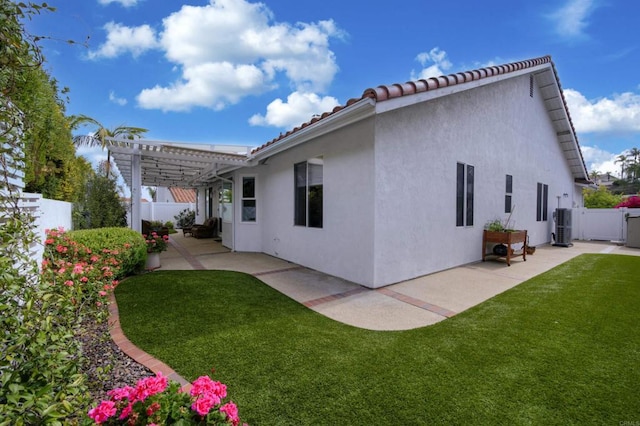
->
294 157 323 228
241 176 256 222
456 162 474 227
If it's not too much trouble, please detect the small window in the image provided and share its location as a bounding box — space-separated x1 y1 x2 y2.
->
536 182 548 222
456 162 474 227
505 174 513 213
295 158 323 228
241 176 256 222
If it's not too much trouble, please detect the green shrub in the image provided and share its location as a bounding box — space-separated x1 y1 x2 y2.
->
174 209 195 229
67 227 147 277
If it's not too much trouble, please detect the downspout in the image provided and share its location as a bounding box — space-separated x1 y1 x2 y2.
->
214 174 235 252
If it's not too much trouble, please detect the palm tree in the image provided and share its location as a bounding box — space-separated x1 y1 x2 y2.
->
70 114 148 177
629 147 640 181
589 170 600 183
615 154 628 180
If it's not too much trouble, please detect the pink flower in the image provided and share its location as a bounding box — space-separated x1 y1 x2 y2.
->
64 280 74 287
107 385 135 401
119 402 133 420
99 290 107 297
146 401 161 416
220 402 240 426
192 394 217 416
88 400 116 424
190 376 227 400
132 373 168 402
73 263 84 274
80 276 89 283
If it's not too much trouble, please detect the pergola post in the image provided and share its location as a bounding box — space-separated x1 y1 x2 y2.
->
130 146 142 232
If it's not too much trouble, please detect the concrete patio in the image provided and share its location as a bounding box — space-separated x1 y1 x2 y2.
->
156 233 640 331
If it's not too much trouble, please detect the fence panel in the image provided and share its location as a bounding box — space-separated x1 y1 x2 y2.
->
573 207 640 241
21 192 73 264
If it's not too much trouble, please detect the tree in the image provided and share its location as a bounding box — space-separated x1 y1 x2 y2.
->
615 154 627 180
1 1 92 422
147 186 157 202
70 114 147 177
583 186 624 209
11 66 91 200
73 161 127 229
589 170 600 182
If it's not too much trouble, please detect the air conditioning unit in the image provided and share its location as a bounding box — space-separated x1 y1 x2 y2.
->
553 208 573 247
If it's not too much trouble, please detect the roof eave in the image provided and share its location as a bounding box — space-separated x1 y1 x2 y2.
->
248 98 376 164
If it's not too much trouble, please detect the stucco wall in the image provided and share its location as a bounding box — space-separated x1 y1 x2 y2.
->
372 74 580 286
235 118 377 286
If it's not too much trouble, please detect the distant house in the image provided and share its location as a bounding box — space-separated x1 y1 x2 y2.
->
112 55 591 288
155 187 196 203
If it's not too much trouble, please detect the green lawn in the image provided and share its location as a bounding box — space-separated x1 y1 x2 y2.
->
115 254 640 425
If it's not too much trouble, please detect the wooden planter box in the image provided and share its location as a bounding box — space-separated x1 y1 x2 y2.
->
482 230 527 266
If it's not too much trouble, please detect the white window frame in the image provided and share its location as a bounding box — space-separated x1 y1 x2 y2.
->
240 175 257 223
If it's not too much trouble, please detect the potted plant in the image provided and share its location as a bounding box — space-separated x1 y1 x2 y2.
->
144 231 169 270
482 214 527 266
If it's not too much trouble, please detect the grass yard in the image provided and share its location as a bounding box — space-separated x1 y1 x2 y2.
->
115 254 640 425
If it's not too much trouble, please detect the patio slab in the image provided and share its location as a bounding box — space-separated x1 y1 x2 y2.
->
311 291 446 330
257 267 362 304
157 233 640 330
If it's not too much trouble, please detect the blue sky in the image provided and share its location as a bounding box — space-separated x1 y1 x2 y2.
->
28 0 640 177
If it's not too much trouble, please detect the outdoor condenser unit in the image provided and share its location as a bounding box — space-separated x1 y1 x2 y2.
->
553 208 573 247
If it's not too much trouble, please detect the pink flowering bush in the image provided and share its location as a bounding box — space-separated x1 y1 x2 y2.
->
87 372 244 425
41 228 130 319
615 195 640 208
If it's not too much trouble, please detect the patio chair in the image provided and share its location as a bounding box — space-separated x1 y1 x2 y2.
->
191 217 218 239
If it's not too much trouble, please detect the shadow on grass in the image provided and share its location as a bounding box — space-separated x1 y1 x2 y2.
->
115 254 640 425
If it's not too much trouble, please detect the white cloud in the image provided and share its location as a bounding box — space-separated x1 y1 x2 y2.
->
109 91 127 106
138 62 271 111
88 22 158 59
564 88 640 133
411 47 452 80
98 0 139 7
249 91 340 128
133 0 342 111
581 146 622 176
547 0 597 39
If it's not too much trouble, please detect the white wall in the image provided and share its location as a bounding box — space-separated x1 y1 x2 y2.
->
234 118 377 286
372 74 581 286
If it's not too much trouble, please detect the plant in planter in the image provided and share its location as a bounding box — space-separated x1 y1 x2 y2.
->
143 232 169 270
144 232 169 253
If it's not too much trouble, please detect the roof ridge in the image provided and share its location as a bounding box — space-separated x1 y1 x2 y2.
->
251 55 582 158
362 55 552 101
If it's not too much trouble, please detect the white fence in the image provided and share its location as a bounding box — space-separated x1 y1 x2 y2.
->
19 192 73 264
572 207 640 242
127 202 196 227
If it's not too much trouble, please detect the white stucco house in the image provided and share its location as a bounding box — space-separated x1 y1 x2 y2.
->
110 55 590 288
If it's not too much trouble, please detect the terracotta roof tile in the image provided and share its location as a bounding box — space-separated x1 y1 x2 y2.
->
251 55 586 179
169 187 196 203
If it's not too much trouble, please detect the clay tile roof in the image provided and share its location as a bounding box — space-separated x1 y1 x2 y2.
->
251 54 585 166
169 187 196 203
